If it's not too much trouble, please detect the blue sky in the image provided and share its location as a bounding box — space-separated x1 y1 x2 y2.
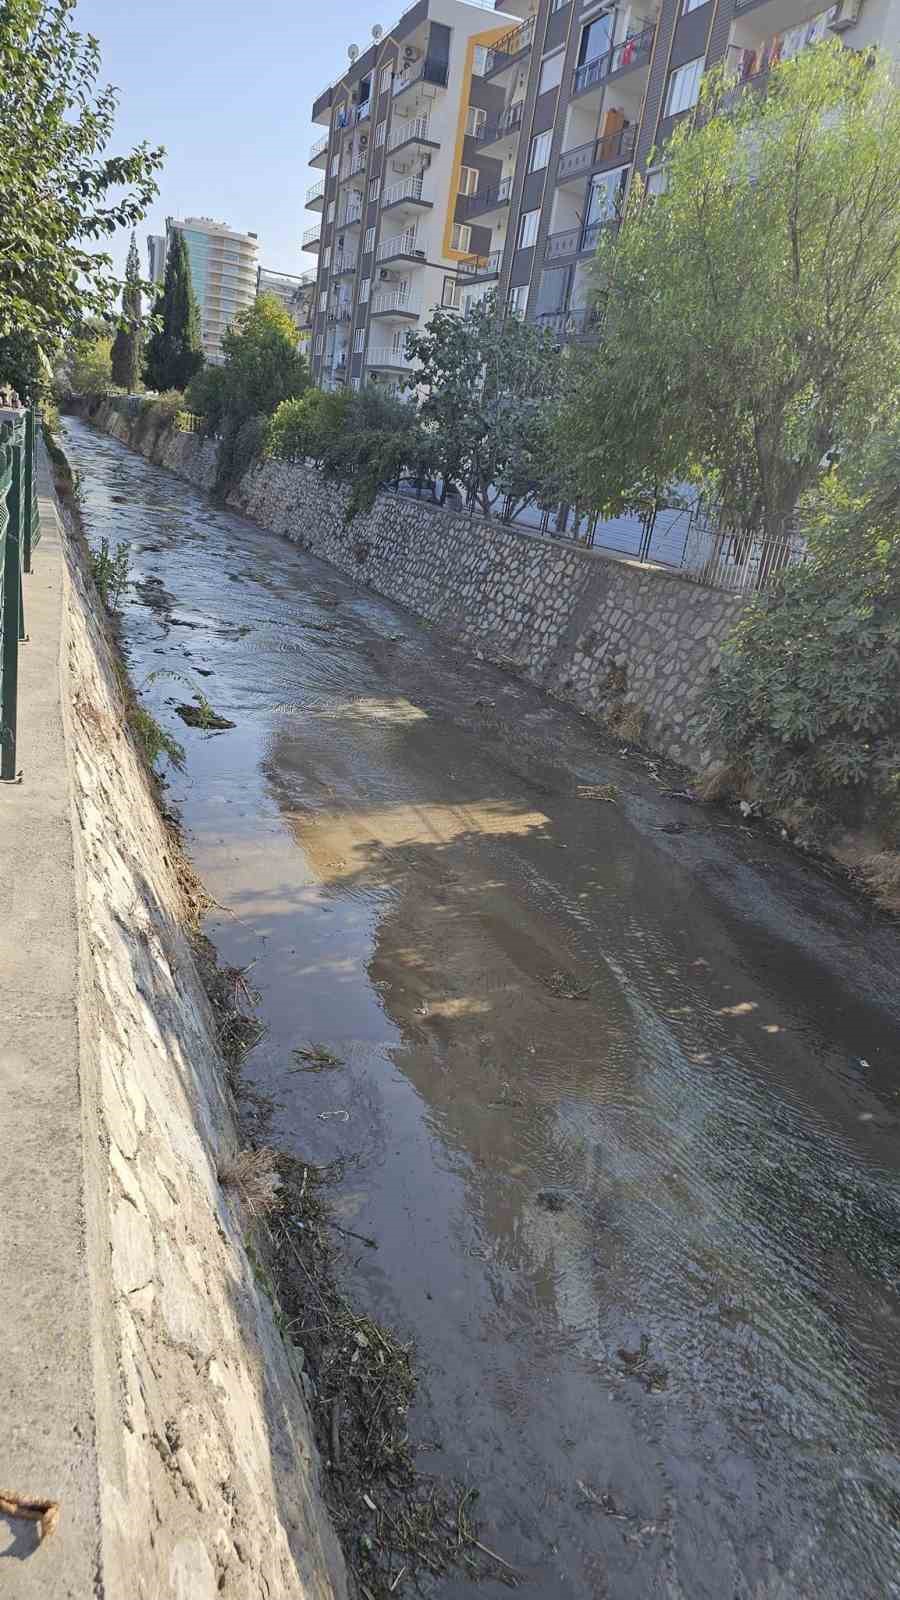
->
73 0 381 280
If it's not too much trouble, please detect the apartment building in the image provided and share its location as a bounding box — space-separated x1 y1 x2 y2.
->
257 266 318 349
306 0 897 381
150 218 260 364
304 0 522 390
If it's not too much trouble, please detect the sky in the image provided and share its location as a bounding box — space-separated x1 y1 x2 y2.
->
73 0 388 281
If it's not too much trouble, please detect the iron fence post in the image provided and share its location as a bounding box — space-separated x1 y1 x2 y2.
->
23 408 34 571
1 442 22 780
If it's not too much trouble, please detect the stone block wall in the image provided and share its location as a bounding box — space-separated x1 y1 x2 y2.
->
91 402 744 768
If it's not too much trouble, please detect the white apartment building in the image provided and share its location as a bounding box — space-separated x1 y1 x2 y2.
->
304 0 518 391
149 217 260 364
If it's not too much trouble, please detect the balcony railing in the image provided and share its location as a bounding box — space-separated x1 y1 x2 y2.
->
556 124 636 182
376 226 423 263
573 22 655 96
455 249 502 280
392 59 449 98
382 175 428 209
370 288 420 316
338 198 363 226
367 346 416 369
302 224 322 248
462 175 512 219
332 253 358 276
387 114 432 153
534 307 600 343
305 178 325 206
309 133 329 163
545 210 620 263
475 100 525 146
327 302 353 322
484 16 535 76
340 150 367 181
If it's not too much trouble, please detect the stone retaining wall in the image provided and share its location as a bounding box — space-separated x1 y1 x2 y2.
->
92 401 744 768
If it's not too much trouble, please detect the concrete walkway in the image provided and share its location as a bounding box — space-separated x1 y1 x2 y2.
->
0 443 101 1593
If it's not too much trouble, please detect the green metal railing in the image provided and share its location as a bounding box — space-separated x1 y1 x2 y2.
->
0 408 40 781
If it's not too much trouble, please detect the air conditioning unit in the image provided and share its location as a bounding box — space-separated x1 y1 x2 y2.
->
403 44 420 61
359 134 369 146
379 268 395 281
829 0 861 27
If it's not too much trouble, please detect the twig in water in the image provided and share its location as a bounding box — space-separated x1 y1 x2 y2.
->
328 1220 378 1249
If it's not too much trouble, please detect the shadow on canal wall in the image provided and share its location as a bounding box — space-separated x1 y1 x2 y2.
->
52 444 348 1596
84 399 743 771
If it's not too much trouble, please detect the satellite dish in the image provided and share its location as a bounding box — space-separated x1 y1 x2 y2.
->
372 24 383 40
348 43 359 62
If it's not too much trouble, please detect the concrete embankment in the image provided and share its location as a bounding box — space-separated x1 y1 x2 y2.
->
0 437 346 1596
88 398 743 769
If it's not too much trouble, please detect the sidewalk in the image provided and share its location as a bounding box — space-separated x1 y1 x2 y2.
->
0 442 102 1592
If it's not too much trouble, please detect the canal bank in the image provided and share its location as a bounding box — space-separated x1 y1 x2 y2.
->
56 411 900 1600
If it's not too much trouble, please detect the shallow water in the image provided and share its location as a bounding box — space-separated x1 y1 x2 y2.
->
63 415 900 1599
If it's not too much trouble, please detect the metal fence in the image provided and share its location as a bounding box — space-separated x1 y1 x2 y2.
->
0 407 40 781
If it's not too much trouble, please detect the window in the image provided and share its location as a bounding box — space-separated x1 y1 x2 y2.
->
518 209 539 249
354 327 365 352
682 0 706 11
458 165 480 197
364 226 376 253
380 64 393 92
578 15 612 66
442 276 463 308
351 375 361 391
319 291 327 311
646 167 668 197
359 276 371 302
507 285 528 318
451 222 472 253
330 154 340 176
375 119 387 147
586 164 628 224
529 130 552 172
369 178 381 202
538 51 564 94
323 245 332 267
550 0 569 10
326 200 335 224
466 105 487 138
665 56 703 116
315 334 324 355
472 44 488 76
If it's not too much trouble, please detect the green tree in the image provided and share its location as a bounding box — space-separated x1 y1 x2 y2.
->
111 233 143 391
404 294 561 514
0 0 163 349
63 329 113 395
216 293 309 421
0 331 48 401
558 44 900 537
143 231 203 392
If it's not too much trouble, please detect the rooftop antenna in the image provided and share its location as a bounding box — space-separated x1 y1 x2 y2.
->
348 42 359 62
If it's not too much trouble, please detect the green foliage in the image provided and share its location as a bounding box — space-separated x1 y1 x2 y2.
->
185 364 229 433
707 432 900 836
63 330 113 396
0 0 163 350
143 232 203 392
558 44 900 535
405 294 562 515
266 386 428 520
215 413 269 495
0 330 48 401
128 704 184 773
90 535 130 610
216 294 309 422
110 233 143 391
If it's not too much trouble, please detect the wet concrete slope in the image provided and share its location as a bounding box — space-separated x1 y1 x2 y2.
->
62 415 900 1600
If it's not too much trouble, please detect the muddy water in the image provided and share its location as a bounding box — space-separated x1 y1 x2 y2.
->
62 415 900 1600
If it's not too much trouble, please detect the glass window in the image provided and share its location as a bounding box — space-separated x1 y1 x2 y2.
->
380 64 393 92
550 0 570 9
359 276 371 302
326 201 335 223
369 178 380 202
330 154 339 176
682 0 707 11
354 327 365 352
538 51 564 94
535 266 571 316
323 245 332 267
586 164 628 224
451 222 472 253
442 276 463 308
364 226 376 253
375 119 387 147
665 56 704 116
315 334 324 354
518 209 539 249
472 44 489 76
529 130 552 172
507 285 528 318
646 167 668 197
578 15 612 66
466 105 487 137
458 165 480 196
319 291 327 311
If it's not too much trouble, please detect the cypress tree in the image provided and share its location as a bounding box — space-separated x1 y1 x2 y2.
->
143 230 204 391
111 232 143 391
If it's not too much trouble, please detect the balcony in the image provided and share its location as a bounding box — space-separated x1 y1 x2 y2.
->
376 226 425 265
533 307 600 344
340 151 368 183
337 197 363 227
544 213 619 264
382 175 433 213
392 59 449 100
483 16 535 78
462 175 512 221
302 223 322 253
309 133 329 167
475 100 525 148
332 252 358 277
556 124 637 184
370 288 420 318
305 178 326 210
387 115 437 156
367 346 416 371
455 249 502 283
573 22 655 98
327 302 353 323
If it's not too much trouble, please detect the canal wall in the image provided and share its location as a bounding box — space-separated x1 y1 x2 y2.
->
10 441 347 1596
92 401 744 768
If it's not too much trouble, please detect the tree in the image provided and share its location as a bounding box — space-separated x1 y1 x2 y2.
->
0 0 163 349
111 233 143 391
558 44 900 538
404 295 561 514
62 329 113 395
216 293 309 422
143 231 203 392
0 331 48 401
